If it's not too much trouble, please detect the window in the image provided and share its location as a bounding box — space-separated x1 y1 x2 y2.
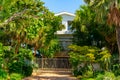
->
68 21 72 30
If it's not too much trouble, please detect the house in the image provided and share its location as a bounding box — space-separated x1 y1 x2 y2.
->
37 12 75 69
55 12 75 57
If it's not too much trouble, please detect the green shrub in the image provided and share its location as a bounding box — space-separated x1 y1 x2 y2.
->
10 73 22 80
95 71 115 80
112 64 120 76
69 45 111 77
81 78 95 80
86 78 95 80
95 73 104 80
73 68 82 77
8 48 34 77
0 69 8 79
8 60 23 74
8 59 33 77
81 71 120 80
22 65 33 77
103 72 115 80
116 76 120 80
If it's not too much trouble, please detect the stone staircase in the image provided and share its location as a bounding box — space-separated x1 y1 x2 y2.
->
23 69 78 80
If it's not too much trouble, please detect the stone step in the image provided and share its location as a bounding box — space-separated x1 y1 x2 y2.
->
32 69 73 76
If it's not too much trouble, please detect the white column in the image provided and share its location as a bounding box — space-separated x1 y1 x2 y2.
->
65 21 68 31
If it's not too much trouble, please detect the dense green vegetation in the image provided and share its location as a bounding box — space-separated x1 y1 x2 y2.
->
69 44 120 79
1 0 120 80
68 0 120 79
0 0 63 79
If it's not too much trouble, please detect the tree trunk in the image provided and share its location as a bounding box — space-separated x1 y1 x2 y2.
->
115 26 120 63
15 37 20 54
34 46 37 56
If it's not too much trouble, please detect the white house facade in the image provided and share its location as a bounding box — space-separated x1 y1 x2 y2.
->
55 12 75 51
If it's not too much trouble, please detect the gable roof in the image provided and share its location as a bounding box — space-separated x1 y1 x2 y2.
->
55 12 75 17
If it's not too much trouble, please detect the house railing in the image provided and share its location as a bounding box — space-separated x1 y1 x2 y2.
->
35 58 72 69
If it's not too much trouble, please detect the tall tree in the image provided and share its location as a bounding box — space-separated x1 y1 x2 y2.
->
72 5 117 54
84 0 120 62
0 0 63 56
72 5 106 47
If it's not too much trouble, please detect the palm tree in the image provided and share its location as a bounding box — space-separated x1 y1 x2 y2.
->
84 0 120 62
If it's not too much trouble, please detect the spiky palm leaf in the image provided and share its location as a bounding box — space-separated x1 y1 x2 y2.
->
84 0 120 62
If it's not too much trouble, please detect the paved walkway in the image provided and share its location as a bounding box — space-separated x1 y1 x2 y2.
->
23 69 78 80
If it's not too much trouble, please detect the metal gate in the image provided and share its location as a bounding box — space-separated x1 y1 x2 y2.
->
35 58 71 69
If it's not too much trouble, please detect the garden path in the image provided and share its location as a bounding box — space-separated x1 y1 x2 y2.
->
23 69 78 80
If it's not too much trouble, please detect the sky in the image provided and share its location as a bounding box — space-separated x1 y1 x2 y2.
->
42 0 85 14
